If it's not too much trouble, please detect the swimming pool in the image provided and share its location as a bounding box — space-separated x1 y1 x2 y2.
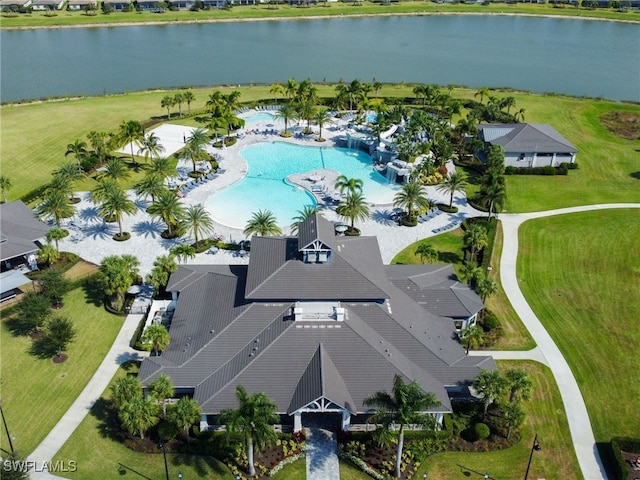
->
205 142 398 229
244 112 276 123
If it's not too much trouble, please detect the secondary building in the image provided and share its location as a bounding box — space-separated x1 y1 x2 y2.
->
138 214 495 432
478 123 578 168
0 200 50 273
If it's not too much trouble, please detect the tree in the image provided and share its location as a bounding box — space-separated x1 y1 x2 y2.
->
295 98 316 133
99 158 131 183
337 192 370 232
170 244 196 264
437 170 468 208
415 242 437 264
117 120 144 164
174 92 184 118
137 132 165 164
36 190 75 228
393 181 431 222
244 210 282 237
64 139 88 166
0 175 12 203
147 156 173 178
99 185 136 238
146 254 178 290
168 397 201 442
313 108 333 140
274 102 298 135
142 324 170 356
505 368 534 403
430 134 454 167
42 315 76 357
38 266 70 308
364 375 440 479
334 175 363 196
111 375 143 408
183 90 196 115
91 178 120 205
53 162 85 201
47 174 74 203
161 95 175 119
181 129 209 173
284 78 298 100
269 82 284 102
460 324 484 354
14 291 51 335
183 204 215 247
460 261 482 288
37 243 59 268
473 370 509 421
500 401 525 440
464 223 488 263
515 108 526 123
149 374 174 418
87 130 111 167
475 86 490 104
476 275 497 304
99 255 140 311
290 205 319 234
147 190 186 237
46 226 67 253
118 396 159 440
134 173 166 203
219 385 279 477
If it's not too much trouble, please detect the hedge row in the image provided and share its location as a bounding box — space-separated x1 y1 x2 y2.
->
505 162 578 176
611 436 640 480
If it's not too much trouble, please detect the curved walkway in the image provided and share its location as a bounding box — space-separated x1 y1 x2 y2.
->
498 203 640 480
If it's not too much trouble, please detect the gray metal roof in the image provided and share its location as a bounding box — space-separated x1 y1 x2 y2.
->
0 201 51 262
0 270 32 295
298 213 336 252
478 123 578 154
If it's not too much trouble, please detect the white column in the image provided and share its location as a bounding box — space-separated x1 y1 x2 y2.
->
171 291 178 302
341 410 351 431
199 413 209 432
294 411 302 432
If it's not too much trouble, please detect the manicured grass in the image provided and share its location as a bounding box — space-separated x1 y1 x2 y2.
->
517 209 640 443
1 2 637 29
0 285 124 455
391 226 465 271
420 360 581 480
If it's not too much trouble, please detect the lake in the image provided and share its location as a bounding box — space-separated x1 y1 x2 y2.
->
1 15 638 102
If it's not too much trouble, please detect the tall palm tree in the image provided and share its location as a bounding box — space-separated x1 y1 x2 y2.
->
393 181 431 222
64 139 88 166
148 374 174 419
142 324 170 356
87 130 111 166
37 243 59 268
290 205 319 234
100 158 131 183
46 226 67 252
505 369 534 403
313 108 333 141
334 175 363 196
99 185 136 238
137 133 165 164
168 397 202 442
269 82 284 103
147 190 186 237
274 102 297 135
181 129 210 173
296 98 316 133
464 223 488 263
147 156 173 178
134 173 166 203
118 396 159 440
474 86 491 104
110 375 143 408
473 370 508 421
219 386 279 477
437 170 467 208
244 210 282 237
284 78 298 100
336 191 370 233
501 401 525 440
53 162 84 201
161 95 175 119
91 178 119 205
118 120 144 164
0 175 12 203
476 275 497 305
36 190 75 228
183 204 215 247
364 375 440 479
174 92 184 118
460 261 482 287
483 181 507 219
183 90 196 115
47 174 74 202
415 242 437 264
460 324 484 355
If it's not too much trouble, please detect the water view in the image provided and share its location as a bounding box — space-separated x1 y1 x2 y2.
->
1 15 638 102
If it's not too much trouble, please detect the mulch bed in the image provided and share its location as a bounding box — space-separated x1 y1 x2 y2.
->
621 451 640 480
52 353 68 363
600 111 640 140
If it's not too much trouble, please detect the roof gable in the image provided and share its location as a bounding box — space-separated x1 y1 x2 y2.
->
479 123 577 154
298 214 336 252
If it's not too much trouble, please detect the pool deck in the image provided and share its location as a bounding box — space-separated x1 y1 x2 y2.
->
55 111 483 276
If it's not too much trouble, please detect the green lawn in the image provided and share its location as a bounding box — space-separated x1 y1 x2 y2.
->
0 285 124 455
1 2 637 29
421 361 581 480
518 209 640 442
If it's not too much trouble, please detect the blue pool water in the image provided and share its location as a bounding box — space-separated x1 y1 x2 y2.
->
206 142 398 229
244 112 275 123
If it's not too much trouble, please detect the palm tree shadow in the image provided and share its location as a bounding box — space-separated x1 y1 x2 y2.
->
630 171 640 180
132 220 164 239
438 251 461 264
82 277 105 307
78 206 102 222
84 223 113 240
371 209 398 226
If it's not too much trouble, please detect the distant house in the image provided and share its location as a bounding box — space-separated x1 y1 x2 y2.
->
0 200 51 273
478 123 578 168
31 0 64 9
104 0 130 10
67 0 96 10
138 214 495 433
0 0 32 9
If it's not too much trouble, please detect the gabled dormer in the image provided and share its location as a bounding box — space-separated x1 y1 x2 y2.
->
297 214 336 264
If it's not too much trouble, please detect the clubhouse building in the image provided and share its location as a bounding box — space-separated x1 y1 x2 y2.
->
138 214 495 431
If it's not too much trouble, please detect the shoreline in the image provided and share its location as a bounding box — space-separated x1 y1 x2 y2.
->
1 10 639 31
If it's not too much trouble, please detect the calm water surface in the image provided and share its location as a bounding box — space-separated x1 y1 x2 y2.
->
1 16 638 102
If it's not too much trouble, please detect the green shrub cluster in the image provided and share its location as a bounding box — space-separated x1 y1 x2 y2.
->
504 162 576 176
611 436 640 480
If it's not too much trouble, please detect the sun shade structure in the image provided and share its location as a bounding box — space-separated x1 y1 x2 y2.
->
139 214 495 431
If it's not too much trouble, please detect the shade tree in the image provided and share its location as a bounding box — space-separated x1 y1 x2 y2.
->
99 254 140 311
168 397 202 442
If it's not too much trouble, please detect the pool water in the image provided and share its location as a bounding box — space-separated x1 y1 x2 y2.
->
244 112 276 123
206 142 398 229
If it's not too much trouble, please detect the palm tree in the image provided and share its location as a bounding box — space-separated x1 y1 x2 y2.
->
183 204 215 247
274 102 297 135
364 375 440 479
91 178 119 205
476 275 498 305
515 108 526 122
475 86 490 104
37 243 59 268
64 139 88 166
415 242 437 264
505 369 534 403
500 401 525 440
174 92 184 117
53 162 84 201
393 181 431 222
500 95 517 114
430 134 454 167
168 397 202 442
181 129 209 173
0 175 12 203
134 173 166 203
460 261 483 288
161 95 175 119
334 175 363 196
284 78 299 100
99 254 140 311
183 90 196 115
36 190 75 228
142 324 170 356
46 226 67 252
146 254 178 290
460 324 484 354
290 205 319 234
244 210 282 237
483 180 507 219
87 130 111 166
437 170 467 208
148 374 174 418
313 108 333 141
147 156 173 178
473 370 509 421
147 190 186 237
117 120 144 164
99 158 130 183
170 244 196 264
270 82 284 102
111 375 143 408
464 223 488 263
336 192 370 233
295 98 316 133
219 385 279 477
99 185 136 238
137 133 165 164
47 174 74 202
118 396 159 440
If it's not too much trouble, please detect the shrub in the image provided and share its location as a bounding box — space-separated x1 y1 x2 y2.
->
437 203 458 214
474 422 491 440
482 311 501 331
158 421 179 441
402 216 418 227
